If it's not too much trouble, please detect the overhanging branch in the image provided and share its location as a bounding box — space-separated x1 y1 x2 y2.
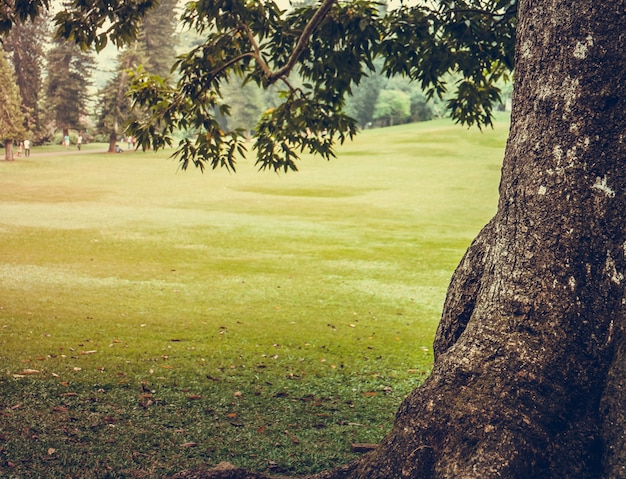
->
228 0 338 85
267 0 337 83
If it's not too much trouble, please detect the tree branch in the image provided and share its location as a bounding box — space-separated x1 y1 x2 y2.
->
240 22 273 79
208 51 256 80
210 0 338 86
267 0 338 83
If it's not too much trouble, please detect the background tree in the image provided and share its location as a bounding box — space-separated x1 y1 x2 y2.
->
344 68 383 129
372 89 411 127
43 39 96 139
97 44 149 152
346 64 435 129
0 46 26 160
408 89 434 123
140 0 179 78
3 16 47 142
92 0 177 148
218 80 265 138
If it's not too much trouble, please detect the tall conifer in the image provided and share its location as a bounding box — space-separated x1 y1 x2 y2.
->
4 16 47 141
0 47 26 160
97 43 150 152
44 39 95 137
141 0 178 78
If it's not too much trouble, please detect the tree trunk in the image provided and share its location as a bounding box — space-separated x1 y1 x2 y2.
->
347 0 625 477
4 140 14 161
108 131 118 153
171 1 625 478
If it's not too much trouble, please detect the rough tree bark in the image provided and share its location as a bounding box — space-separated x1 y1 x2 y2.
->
3 140 15 161
172 0 625 477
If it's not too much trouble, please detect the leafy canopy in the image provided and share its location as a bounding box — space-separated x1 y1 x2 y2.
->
3 0 516 171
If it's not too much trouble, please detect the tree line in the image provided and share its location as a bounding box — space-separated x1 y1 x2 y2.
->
0 0 178 159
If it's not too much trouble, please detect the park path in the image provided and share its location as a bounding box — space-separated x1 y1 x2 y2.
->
21 146 128 158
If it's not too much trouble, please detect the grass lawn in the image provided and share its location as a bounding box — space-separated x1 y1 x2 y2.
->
0 118 507 478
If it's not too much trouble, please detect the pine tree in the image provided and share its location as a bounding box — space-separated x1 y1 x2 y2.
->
44 39 96 138
92 0 176 146
97 43 149 152
140 0 178 78
0 47 26 160
3 16 47 142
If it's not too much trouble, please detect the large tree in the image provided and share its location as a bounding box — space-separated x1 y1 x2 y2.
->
43 39 96 137
97 43 150 152
1 0 623 476
3 16 47 142
140 0 179 78
0 47 26 160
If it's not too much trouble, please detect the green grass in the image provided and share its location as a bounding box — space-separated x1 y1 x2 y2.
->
0 118 507 477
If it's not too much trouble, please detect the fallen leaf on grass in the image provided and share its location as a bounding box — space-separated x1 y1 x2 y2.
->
362 391 378 397
180 442 198 448
284 431 300 444
52 406 69 413
18 369 41 375
139 399 154 409
226 413 238 418
80 350 97 355
47 448 56 456
187 394 202 400
60 392 78 397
